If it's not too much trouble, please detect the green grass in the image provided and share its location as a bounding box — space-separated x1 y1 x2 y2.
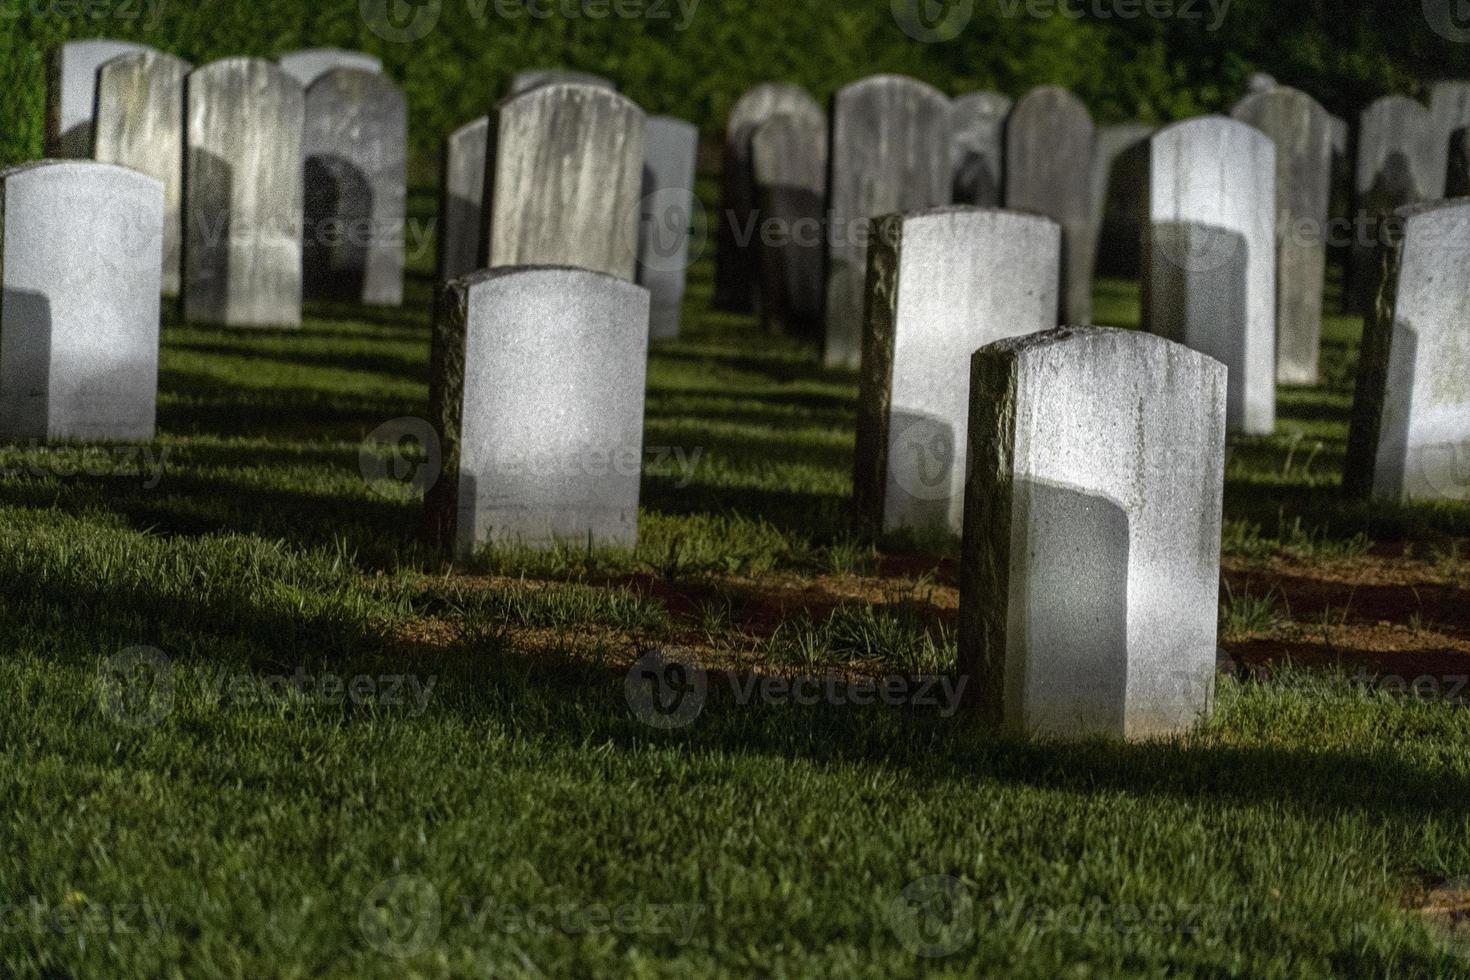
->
4 185 1470 976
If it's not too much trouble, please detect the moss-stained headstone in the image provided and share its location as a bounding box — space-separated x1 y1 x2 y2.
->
958 327 1227 740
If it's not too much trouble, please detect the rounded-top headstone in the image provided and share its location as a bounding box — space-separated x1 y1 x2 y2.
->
278 48 383 87
1429 81 1470 198
439 116 490 282
949 91 1012 206
638 116 700 340
1351 95 1439 313
509 69 616 95
1089 123 1155 280
47 39 156 157
750 111 828 336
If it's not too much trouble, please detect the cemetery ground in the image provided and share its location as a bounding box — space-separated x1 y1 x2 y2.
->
3 187 1470 977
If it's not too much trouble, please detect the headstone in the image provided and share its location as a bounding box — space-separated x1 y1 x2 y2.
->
1351 96 1438 313
0 161 163 441
1005 86 1095 325
277 48 383 87
481 84 645 280
1344 201 1470 503
1247 72 1277 94
1088 123 1154 280
183 58 305 328
302 67 407 305
1449 129 1470 197
949 91 1011 206
1232 87 1333 385
509 69 616 95
824 75 951 369
46 39 154 157
1428 80 1470 198
958 326 1227 740
637 116 699 340
1144 116 1275 435
439 116 488 282
853 207 1061 539
422 267 650 556
751 112 827 337
93 50 191 296
714 83 825 313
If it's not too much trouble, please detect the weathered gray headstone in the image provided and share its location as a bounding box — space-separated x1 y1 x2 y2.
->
1247 72 1277 94
1144 116 1275 435
637 116 699 340
1344 201 1470 503
277 48 382 87
715 83 825 313
422 267 650 555
958 326 1227 740
853 207 1060 539
949 91 1011 206
46 39 154 157
751 111 827 337
302 67 407 305
1428 80 1470 198
1232 86 1333 385
184 58 305 328
438 116 488 282
509 69 616 95
824 75 951 369
0 161 163 441
93 50 191 296
1351 96 1438 313
1005 86 1095 325
1088 123 1154 281
481 84 645 280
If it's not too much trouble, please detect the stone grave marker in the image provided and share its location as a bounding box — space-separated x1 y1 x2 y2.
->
183 57 305 328
509 69 616 95
824 75 951 369
1344 201 1470 503
751 111 827 337
1232 86 1333 385
1429 80 1470 198
46 39 154 157
853 207 1060 539
302 67 407 305
1089 123 1154 280
949 91 1011 206
439 116 488 282
93 50 191 296
637 116 699 340
481 83 644 280
0 161 163 441
1351 96 1438 313
958 326 1227 740
1005 86 1095 325
1144 116 1276 435
277 48 382 87
422 267 651 555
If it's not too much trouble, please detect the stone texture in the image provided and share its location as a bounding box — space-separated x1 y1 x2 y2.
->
46 39 154 157
184 58 305 328
1344 201 1470 503
1247 72 1277 94
637 116 698 340
277 48 382 87
1144 116 1276 435
302 67 407 305
481 84 644 281
0 161 163 442
509 70 616 95
1428 81 1470 198
949 91 1011 206
853 207 1060 539
439 116 488 282
958 326 1227 740
751 112 827 337
715 83 824 313
93 50 191 296
1005 86 1095 325
1351 96 1438 314
1088 123 1154 280
422 267 651 556
1232 87 1333 385
824 75 951 369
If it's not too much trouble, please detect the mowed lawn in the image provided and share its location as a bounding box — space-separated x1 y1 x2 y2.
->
2 183 1470 978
